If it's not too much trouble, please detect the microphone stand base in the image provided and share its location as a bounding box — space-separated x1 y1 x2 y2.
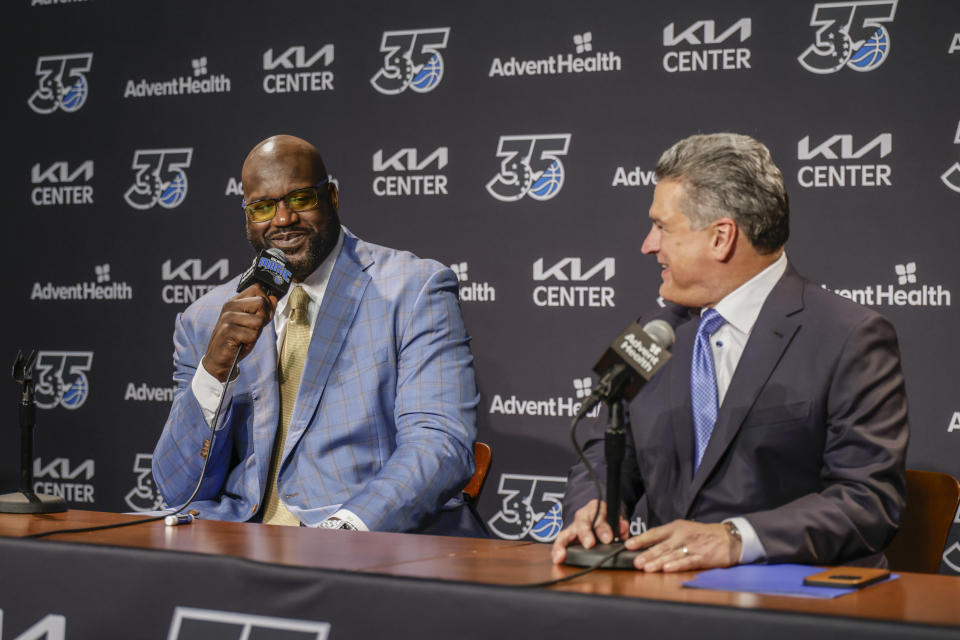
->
562 543 641 569
0 490 67 514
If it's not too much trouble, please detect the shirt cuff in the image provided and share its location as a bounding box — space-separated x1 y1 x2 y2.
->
331 509 369 532
190 357 239 430
726 516 766 564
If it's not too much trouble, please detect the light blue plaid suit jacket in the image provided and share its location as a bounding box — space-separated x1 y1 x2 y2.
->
152 228 480 533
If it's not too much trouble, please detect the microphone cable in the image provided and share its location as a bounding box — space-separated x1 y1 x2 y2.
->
24 248 292 540
513 405 630 588
23 349 242 539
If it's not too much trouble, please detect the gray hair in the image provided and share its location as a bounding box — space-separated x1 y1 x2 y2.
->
655 133 789 253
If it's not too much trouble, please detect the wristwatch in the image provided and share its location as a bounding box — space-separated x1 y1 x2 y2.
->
318 518 357 531
723 520 742 542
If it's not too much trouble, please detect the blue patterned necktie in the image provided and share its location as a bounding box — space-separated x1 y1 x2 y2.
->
691 308 726 475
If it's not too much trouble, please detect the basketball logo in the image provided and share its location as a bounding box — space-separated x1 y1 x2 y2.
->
530 503 564 542
798 1 897 74
486 134 572 202
371 28 450 95
159 172 188 209
27 53 94 114
124 148 194 210
60 377 88 409
410 54 444 92
848 28 889 71
34 351 94 410
487 474 567 541
60 75 89 112
529 161 565 201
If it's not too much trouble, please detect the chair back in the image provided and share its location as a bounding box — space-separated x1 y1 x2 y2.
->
463 442 492 502
885 469 960 574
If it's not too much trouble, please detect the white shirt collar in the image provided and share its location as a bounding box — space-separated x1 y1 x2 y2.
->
713 250 788 336
275 226 344 321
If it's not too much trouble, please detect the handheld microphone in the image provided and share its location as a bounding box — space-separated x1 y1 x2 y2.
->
177 248 294 521
237 247 294 297
21 249 296 538
227 246 293 372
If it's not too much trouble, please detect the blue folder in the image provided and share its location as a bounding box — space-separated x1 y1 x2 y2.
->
683 564 898 599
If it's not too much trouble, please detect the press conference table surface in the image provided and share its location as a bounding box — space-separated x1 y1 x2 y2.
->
2 509 960 632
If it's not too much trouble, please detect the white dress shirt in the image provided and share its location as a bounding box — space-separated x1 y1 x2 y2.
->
705 250 788 563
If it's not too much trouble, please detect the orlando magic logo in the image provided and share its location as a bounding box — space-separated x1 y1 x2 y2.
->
27 53 93 114
486 134 572 202
487 474 567 541
124 148 193 210
34 351 93 410
370 27 450 94
259 256 293 287
798 0 897 74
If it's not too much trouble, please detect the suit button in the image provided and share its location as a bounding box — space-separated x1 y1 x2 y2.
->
251 504 258 514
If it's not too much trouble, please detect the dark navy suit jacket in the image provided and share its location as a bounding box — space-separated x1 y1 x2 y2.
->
564 264 909 565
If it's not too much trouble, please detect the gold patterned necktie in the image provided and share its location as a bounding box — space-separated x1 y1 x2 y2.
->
262 285 311 526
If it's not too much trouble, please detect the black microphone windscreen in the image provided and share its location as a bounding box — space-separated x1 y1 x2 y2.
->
642 319 675 350
592 319 673 401
264 247 287 262
236 249 294 298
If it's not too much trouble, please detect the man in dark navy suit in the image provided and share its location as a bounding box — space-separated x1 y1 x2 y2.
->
553 133 908 570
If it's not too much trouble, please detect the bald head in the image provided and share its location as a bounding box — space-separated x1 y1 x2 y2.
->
241 135 327 191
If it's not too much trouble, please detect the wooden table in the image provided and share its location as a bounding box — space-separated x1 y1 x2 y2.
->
2 510 959 639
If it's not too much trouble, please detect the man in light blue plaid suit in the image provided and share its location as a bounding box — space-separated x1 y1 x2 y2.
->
152 135 484 536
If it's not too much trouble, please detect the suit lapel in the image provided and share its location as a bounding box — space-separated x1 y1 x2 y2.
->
282 232 372 459
684 266 805 514
668 319 698 492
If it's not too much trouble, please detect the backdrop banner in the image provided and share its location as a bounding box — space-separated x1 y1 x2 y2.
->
4 0 960 574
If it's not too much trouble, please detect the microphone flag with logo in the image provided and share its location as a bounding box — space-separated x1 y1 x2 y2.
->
237 247 294 297
589 319 675 406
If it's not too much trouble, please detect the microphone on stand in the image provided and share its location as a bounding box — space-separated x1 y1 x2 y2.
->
577 319 675 417
563 318 675 569
16 248 297 536
0 350 68 514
